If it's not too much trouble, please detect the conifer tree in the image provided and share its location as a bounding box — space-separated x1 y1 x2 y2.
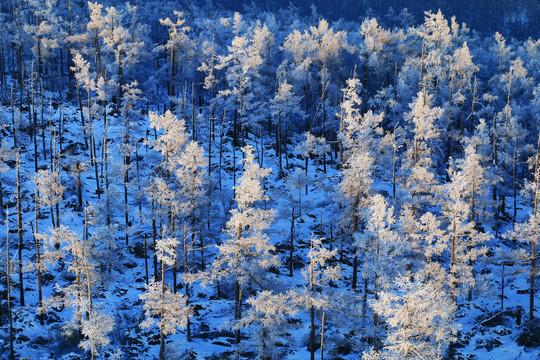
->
140 237 192 360
209 145 277 344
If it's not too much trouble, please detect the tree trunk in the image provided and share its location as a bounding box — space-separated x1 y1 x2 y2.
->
34 177 44 325
310 304 316 360
7 213 15 360
183 224 191 341
290 209 295 277
529 133 540 328
16 154 24 306
320 312 326 360
234 281 242 344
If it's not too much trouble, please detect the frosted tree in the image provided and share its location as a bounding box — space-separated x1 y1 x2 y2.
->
508 131 540 329
443 157 491 302
120 80 142 245
366 275 457 360
239 290 295 360
454 121 494 224
36 167 65 229
507 213 540 330
444 42 479 136
338 74 383 290
85 1 106 78
209 145 277 344
217 29 264 189
357 17 393 90
156 10 194 98
149 109 188 175
175 139 207 220
140 237 192 360
175 139 207 333
39 224 115 358
270 80 303 175
289 235 340 360
355 194 407 326
24 0 62 78
71 50 102 196
294 132 329 192
79 308 115 360
282 26 316 118
283 18 349 121
99 4 145 108
400 90 443 212
286 167 308 214
70 50 92 148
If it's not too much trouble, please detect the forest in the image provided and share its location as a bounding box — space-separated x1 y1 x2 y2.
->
0 0 539 359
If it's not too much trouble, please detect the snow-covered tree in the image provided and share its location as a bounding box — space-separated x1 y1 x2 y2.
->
289 235 340 360
338 73 383 290
209 145 277 344
140 237 192 360
294 131 329 191
156 10 194 98
240 290 294 360
400 90 443 211
356 194 408 325
366 274 457 360
79 308 115 360
270 80 303 175
36 167 65 229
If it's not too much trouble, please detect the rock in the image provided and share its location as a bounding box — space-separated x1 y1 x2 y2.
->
475 338 502 351
516 329 540 348
46 312 61 324
123 261 137 269
41 272 55 285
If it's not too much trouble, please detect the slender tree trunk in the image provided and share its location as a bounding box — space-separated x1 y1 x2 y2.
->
16 153 24 306
513 135 518 225
40 78 46 160
352 194 359 291
75 79 87 148
278 112 282 175
10 86 18 147
152 198 158 278
87 89 100 197
159 256 166 360
234 281 242 344
529 133 540 328
7 212 15 360
123 154 129 245
290 209 295 277
183 224 191 341
192 82 196 140
310 304 316 360
34 176 44 325
320 312 326 360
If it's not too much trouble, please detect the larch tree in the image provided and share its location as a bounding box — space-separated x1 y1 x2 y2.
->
338 73 383 291
140 237 192 360
24 0 62 80
508 131 540 329
442 155 491 302
175 140 207 268
208 145 278 345
99 4 144 109
270 80 303 176
289 235 341 360
294 131 330 189
400 90 443 212
217 28 264 190
156 10 194 99
355 194 408 327
239 290 294 360
365 274 457 360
